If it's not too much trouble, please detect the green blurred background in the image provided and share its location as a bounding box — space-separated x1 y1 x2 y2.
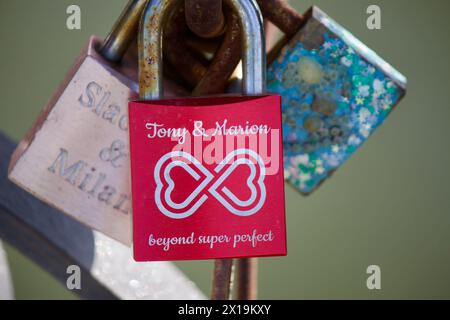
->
0 0 449 299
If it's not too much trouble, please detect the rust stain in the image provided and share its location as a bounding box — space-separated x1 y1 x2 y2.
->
256 0 304 37
163 3 208 88
193 6 242 96
185 0 225 38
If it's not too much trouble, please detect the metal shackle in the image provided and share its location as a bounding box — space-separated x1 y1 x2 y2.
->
100 0 148 63
139 0 266 100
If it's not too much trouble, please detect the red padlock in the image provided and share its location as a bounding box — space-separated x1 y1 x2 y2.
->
128 0 287 262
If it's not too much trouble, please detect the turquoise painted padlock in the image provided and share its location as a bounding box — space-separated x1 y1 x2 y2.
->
264 4 407 194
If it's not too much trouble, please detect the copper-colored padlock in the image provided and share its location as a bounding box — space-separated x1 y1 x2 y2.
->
8 0 150 245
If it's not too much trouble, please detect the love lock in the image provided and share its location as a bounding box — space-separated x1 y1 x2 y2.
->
128 0 287 262
263 1 407 194
8 0 148 245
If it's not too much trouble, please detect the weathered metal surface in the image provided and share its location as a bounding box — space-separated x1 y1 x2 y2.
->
1 132 205 300
261 0 303 65
185 0 225 38
257 0 304 37
164 3 209 89
211 259 234 300
0 241 13 300
192 8 241 95
236 258 258 300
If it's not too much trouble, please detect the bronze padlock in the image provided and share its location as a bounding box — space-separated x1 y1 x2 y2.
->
8 0 149 245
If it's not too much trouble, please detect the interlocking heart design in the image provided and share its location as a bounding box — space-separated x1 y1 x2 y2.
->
154 149 266 219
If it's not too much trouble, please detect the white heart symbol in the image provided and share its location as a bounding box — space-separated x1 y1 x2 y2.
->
154 149 266 219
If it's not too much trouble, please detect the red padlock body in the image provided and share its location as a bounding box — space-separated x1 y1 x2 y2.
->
129 95 287 261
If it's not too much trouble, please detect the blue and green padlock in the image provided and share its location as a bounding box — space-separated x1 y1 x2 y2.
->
260 0 407 194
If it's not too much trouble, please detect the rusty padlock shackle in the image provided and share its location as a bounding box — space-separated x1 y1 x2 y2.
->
100 0 148 63
139 0 266 100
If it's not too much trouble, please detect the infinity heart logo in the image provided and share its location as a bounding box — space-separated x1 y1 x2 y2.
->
154 149 266 219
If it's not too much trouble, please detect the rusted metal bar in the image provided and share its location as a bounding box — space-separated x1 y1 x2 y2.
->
260 0 305 65
185 0 226 38
236 258 258 300
192 7 241 96
256 0 304 37
211 259 234 300
164 3 209 89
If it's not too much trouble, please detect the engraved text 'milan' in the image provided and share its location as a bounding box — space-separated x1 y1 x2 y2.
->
48 148 130 215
